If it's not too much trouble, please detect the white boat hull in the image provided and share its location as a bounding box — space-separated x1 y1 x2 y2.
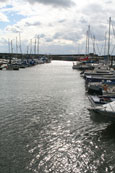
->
88 107 115 122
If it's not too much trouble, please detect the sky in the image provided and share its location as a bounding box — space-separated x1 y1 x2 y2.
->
0 0 115 55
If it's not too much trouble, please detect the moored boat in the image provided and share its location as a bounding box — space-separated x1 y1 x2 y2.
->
6 64 19 70
88 101 115 122
88 95 115 105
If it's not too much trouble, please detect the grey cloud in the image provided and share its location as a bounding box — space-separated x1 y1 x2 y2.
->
89 25 106 42
63 32 82 41
48 19 66 27
35 34 45 38
83 3 105 15
26 0 75 8
34 31 82 44
6 21 41 33
45 38 53 42
25 21 41 26
40 44 76 54
58 19 66 23
48 23 53 27
105 0 112 4
35 35 54 42
79 17 87 24
53 31 82 42
111 19 115 25
94 32 105 42
6 26 21 33
0 0 8 2
0 37 7 44
53 32 63 39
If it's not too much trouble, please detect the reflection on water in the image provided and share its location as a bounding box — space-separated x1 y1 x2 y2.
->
0 61 115 173
101 123 115 140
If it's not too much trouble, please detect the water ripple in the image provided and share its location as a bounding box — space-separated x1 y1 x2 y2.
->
0 61 115 173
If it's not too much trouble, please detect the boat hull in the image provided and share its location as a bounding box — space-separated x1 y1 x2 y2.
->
88 107 115 122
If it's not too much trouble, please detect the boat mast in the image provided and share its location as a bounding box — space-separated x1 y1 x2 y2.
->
107 17 111 65
11 40 13 54
88 25 90 54
104 32 107 56
30 39 32 54
85 30 88 56
19 32 22 54
16 37 18 54
27 45 29 54
9 40 13 64
34 38 36 54
93 35 95 55
37 35 39 55
8 39 10 53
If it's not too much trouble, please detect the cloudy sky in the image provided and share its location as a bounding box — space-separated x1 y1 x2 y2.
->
0 0 115 54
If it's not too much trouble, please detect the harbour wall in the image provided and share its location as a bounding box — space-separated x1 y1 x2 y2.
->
0 53 114 61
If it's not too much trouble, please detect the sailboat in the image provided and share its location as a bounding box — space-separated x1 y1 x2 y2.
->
85 18 115 84
87 17 115 122
72 26 95 70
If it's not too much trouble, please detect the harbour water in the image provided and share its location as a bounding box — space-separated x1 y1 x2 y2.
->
0 61 115 173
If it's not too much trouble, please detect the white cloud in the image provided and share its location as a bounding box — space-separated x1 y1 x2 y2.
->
0 12 9 22
0 0 115 54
